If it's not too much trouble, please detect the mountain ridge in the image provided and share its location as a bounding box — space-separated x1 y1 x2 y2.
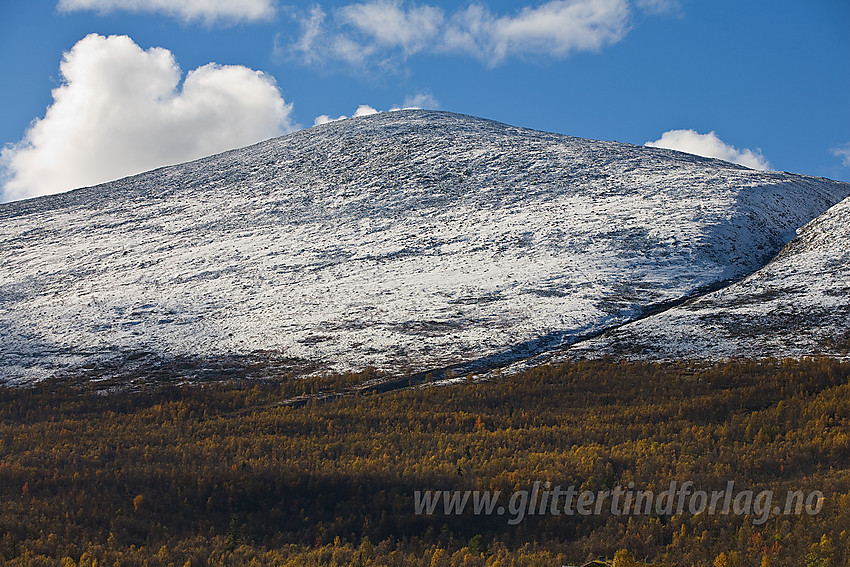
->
561 193 850 362
1 110 849 384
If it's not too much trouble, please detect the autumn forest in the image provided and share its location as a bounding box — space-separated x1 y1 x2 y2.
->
1 357 849 566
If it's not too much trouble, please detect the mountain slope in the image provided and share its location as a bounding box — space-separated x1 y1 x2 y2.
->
1 110 848 383
564 195 850 361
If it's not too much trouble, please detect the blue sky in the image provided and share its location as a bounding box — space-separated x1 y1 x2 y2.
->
0 0 848 201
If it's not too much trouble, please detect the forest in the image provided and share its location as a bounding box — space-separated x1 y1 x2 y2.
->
0 357 849 566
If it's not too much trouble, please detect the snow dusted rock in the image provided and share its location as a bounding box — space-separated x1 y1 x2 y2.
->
564 195 850 361
1 110 848 383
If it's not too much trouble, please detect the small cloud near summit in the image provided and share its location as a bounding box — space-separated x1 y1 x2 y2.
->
645 129 771 171
314 104 378 126
313 94 440 126
354 104 380 117
399 93 440 110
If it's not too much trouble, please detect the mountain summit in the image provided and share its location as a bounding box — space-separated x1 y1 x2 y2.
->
1 110 848 383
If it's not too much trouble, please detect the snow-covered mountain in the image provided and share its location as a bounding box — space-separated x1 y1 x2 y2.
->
1 110 848 384
563 194 850 361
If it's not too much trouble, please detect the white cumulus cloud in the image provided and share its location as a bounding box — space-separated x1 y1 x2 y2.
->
292 0 631 67
313 95 440 126
645 129 771 170
339 1 444 54
354 104 380 117
400 92 439 109
57 0 277 24
1 34 294 202
313 104 377 125
314 114 347 126
445 0 629 64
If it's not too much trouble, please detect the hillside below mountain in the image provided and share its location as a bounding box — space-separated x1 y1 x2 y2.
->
1 110 848 384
